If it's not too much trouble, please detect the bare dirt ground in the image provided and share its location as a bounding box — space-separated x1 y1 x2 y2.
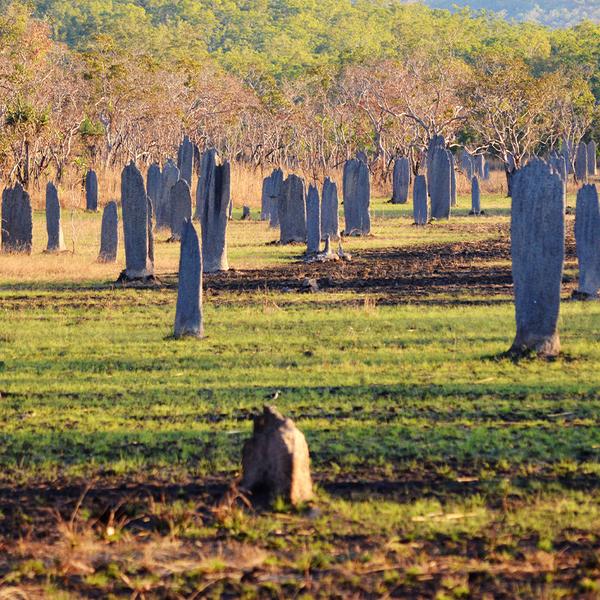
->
200 224 577 304
1 472 598 598
1 223 577 307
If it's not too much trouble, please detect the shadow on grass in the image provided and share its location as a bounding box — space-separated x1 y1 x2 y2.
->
484 350 577 365
1 415 598 483
5 381 600 407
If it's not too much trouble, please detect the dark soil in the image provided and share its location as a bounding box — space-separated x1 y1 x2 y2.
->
1 471 598 598
198 229 577 304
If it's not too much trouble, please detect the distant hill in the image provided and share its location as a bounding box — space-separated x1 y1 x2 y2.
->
422 0 600 28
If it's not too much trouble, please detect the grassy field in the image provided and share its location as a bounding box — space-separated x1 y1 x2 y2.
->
1 193 599 598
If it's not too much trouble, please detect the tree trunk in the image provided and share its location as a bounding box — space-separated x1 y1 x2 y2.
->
23 139 30 187
505 167 514 198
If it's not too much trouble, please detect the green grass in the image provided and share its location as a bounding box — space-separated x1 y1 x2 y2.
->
0 191 598 597
1 291 600 482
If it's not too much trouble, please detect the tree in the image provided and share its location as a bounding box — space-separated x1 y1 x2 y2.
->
0 3 85 185
462 53 568 195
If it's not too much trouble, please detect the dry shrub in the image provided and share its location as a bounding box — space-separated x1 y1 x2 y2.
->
363 296 377 312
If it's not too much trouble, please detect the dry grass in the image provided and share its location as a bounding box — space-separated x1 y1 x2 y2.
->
0 212 264 283
230 164 266 208
24 154 594 216
4 499 268 598
456 169 505 195
27 163 266 211
23 160 518 214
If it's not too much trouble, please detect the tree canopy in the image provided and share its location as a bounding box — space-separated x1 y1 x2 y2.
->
26 1 600 90
0 1 597 186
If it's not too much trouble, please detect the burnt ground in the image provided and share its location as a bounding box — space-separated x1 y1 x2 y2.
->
1 472 599 598
198 226 577 304
1 468 599 542
0 224 577 307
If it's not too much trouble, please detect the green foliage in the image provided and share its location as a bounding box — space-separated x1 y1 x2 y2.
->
5 97 50 130
0 2 596 187
22 0 600 97
4 96 36 127
78 116 104 138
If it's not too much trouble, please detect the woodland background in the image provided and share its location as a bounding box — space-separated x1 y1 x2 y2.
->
0 0 598 196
